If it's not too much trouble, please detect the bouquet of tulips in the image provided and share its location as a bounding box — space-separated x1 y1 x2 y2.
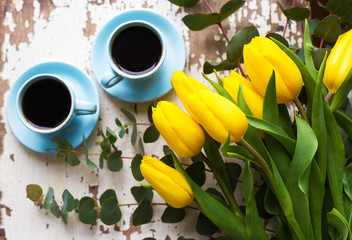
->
140 21 352 239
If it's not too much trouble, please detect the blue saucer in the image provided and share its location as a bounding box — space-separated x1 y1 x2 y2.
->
6 62 100 154
91 9 186 103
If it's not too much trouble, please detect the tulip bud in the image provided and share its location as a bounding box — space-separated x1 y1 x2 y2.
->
152 101 205 158
223 70 264 119
171 71 211 122
187 89 248 143
323 29 352 93
243 36 303 104
140 156 194 208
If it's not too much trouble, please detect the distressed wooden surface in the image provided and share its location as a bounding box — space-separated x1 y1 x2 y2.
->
0 0 305 239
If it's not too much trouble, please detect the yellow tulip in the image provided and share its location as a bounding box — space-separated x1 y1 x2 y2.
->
324 29 352 93
152 101 205 158
140 156 194 208
187 89 248 143
171 71 211 122
243 36 303 104
223 70 264 119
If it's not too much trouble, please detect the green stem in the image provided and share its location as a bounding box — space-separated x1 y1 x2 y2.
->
293 97 310 124
239 139 275 190
199 152 245 221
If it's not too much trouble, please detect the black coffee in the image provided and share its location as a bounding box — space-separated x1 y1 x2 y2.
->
21 79 72 129
111 26 162 75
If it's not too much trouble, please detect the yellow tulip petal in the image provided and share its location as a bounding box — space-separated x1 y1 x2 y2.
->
140 157 193 208
154 101 204 158
171 71 211 121
324 29 352 93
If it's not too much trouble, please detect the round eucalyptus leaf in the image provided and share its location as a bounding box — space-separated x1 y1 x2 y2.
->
131 153 144 181
143 124 160 143
161 206 186 223
26 184 43 202
196 212 219 235
182 13 221 31
107 151 123 172
79 197 97 224
131 186 153 203
220 0 245 20
186 161 206 186
266 32 288 47
132 197 153 226
62 189 75 212
227 25 259 62
100 196 122 225
312 48 330 70
99 189 117 206
313 15 341 43
160 154 175 168
203 60 237 74
168 0 199 7
225 162 242 193
283 7 310 21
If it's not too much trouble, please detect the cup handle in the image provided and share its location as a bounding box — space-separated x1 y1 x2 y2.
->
101 69 124 88
74 100 97 115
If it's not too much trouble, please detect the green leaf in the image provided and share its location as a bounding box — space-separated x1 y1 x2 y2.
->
107 151 123 172
266 33 288 47
182 13 221 31
325 0 352 18
221 136 255 162
186 161 206 186
343 163 352 201
131 186 153 203
147 105 154 124
312 49 329 70
44 187 54 210
106 127 117 144
99 189 117 205
171 151 248 239
83 135 97 169
246 115 296 155
51 137 80 166
311 52 328 179
313 15 341 43
132 197 153 226
26 184 43 202
131 123 137 145
119 127 125 138
50 197 61 218
196 213 219 235
227 26 259 62
100 196 122 225
131 153 144 181
161 206 186 223
262 71 280 125
61 207 68 224
167 0 199 7
62 189 75 212
335 110 352 140
79 197 97 224
325 102 346 215
283 7 310 21
243 161 270 240
220 0 245 20
327 208 351 240
115 117 122 127
303 19 319 81
143 125 160 143
286 115 318 237
121 108 136 123
330 67 352 112
225 162 242 193
203 60 237 74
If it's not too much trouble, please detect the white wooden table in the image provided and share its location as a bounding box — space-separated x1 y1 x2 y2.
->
0 0 305 239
